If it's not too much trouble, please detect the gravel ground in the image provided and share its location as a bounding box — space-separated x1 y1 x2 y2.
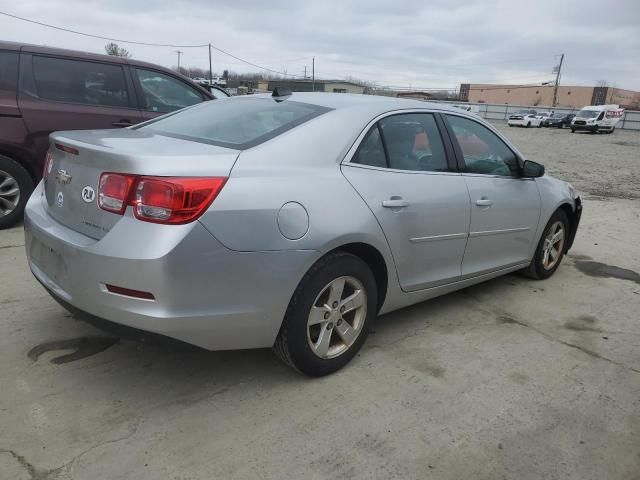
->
1 126 639 479
493 123 640 200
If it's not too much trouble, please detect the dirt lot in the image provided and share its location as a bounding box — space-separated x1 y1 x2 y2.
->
493 123 640 200
1 127 639 480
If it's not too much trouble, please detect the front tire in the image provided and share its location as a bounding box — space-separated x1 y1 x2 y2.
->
527 121 531 128
273 252 377 376
522 209 569 280
0 155 34 229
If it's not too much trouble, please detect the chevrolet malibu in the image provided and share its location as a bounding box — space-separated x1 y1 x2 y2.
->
24 92 582 376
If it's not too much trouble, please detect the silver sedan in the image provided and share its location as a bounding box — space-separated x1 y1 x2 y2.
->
24 92 582 376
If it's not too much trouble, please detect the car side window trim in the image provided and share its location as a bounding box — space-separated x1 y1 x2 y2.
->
441 112 523 178
346 110 457 174
375 123 391 168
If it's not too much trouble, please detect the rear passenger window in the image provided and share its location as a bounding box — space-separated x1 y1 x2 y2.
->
0 51 18 96
352 113 448 172
32 56 131 107
351 126 387 168
380 114 448 172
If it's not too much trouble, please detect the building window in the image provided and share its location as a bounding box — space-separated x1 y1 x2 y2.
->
536 90 539 94
333 88 347 93
567 91 571 95
507 89 511 93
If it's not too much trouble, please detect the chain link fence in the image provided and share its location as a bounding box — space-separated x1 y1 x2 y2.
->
428 100 640 131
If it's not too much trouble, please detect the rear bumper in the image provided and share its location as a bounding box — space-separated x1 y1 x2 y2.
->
24 183 316 350
508 119 529 126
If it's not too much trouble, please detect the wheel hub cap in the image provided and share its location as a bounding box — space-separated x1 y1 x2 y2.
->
0 170 20 217
307 276 367 359
542 221 565 270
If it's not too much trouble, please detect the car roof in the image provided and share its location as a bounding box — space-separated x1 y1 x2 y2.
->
252 92 463 116
0 40 212 97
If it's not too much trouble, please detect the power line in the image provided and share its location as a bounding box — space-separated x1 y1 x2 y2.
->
0 11 207 47
0 10 305 77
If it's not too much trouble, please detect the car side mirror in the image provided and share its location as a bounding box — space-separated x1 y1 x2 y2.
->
522 160 545 178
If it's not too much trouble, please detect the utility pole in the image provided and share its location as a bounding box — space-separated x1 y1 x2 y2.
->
208 43 213 85
552 53 564 107
312 56 315 92
175 50 182 72
304 65 307 79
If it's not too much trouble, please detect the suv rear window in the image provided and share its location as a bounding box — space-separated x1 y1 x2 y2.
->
0 51 18 97
137 97 331 149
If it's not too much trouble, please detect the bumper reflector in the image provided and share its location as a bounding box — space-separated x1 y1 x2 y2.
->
105 284 155 300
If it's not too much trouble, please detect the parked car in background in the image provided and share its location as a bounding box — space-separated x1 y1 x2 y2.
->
452 104 480 114
508 110 543 128
570 104 624 134
544 112 575 128
535 112 551 122
0 41 214 228
24 93 581 376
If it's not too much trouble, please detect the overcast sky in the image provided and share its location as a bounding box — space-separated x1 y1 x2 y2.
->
2 0 639 90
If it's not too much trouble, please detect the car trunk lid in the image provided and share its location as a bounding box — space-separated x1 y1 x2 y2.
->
43 128 240 239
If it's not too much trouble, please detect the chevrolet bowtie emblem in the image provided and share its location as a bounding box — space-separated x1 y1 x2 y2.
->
55 169 72 185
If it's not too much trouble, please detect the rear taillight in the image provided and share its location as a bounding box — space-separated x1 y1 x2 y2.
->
97 173 227 224
98 173 135 215
43 151 53 180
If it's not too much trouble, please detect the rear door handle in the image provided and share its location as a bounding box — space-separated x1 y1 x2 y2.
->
382 198 409 208
475 199 493 207
112 120 133 128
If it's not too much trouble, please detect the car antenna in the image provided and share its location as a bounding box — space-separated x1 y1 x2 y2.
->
272 87 292 101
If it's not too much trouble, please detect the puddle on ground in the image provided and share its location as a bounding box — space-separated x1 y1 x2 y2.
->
574 260 640 285
28 337 118 364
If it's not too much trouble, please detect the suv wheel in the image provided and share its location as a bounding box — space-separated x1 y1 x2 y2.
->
274 252 377 376
0 155 34 229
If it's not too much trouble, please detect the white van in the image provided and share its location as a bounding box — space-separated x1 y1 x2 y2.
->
570 104 624 134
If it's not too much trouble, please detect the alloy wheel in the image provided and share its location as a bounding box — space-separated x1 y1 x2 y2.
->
542 221 565 270
0 170 20 217
307 276 367 359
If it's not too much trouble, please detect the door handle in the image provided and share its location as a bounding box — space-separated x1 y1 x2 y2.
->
382 197 409 208
475 198 493 207
112 120 133 128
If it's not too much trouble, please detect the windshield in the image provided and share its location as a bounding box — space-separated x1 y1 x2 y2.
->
136 98 331 149
577 110 599 119
551 113 565 118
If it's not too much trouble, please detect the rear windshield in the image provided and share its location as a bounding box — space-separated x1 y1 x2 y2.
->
136 97 331 149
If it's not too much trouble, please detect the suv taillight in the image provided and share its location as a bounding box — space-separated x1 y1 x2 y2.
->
97 173 227 224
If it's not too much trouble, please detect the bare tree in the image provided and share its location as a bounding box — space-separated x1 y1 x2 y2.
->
596 79 609 87
104 42 131 57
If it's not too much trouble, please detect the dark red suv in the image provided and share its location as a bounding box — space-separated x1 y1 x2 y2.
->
0 41 219 228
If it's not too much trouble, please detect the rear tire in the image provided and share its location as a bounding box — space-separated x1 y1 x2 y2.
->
521 209 569 280
570 128 575 133
0 155 34 230
527 121 531 128
273 252 377 376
